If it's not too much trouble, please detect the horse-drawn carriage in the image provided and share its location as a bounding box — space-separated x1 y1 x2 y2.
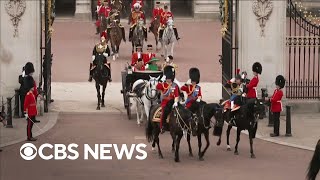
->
120 65 163 119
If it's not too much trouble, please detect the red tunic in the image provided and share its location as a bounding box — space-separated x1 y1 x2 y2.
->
130 11 145 25
270 89 283 112
181 84 202 108
131 52 143 66
152 7 163 19
246 75 259 98
160 11 173 26
142 53 155 64
156 82 179 108
24 91 38 116
33 80 38 98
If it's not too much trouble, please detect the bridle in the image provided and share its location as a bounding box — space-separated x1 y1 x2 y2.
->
145 78 159 101
174 106 198 135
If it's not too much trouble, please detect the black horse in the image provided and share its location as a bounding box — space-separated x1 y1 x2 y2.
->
92 56 110 110
217 98 263 158
192 102 224 161
307 139 320 180
146 103 196 162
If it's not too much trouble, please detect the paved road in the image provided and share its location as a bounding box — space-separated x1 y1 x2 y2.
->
0 113 313 180
51 20 222 82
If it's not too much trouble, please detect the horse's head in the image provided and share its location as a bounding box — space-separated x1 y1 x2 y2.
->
167 19 174 30
146 76 160 100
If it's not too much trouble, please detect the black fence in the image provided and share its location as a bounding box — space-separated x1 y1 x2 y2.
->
0 90 20 128
286 0 320 99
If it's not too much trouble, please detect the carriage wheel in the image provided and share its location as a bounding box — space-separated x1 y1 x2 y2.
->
126 95 132 120
121 71 127 108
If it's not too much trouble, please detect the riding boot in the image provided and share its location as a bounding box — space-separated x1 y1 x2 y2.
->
108 62 112 82
107 28 110 39
173 27 180 40
88 63 93 82
121 27 126 42
143 27 147 41
149 22 153 33
159 29 164 41
129 27 133 41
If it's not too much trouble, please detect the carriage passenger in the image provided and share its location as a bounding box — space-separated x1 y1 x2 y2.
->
131 45 143 66
143 44 156 64
149 1 163 32
156 65 180 134
88 36 112 82
145 58 160 71
159 5 180 41
133 58 145 71
181 68 202 113
128 3 147 42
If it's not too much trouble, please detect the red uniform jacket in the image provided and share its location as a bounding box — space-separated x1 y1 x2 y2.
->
130 11 145 25
131 0 144 9
24 91 38 116
153 7 163 19
270 89 283 112
157 82 179 108
161 11 173 26
143 53 155 64
131 52 143 66
33 80 38 98
246 75 259 98
181 84 202 108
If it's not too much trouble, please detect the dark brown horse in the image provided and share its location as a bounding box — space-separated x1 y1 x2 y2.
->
307 139 320 180
110 0 124 16
150 15 161 49
109 20 123 61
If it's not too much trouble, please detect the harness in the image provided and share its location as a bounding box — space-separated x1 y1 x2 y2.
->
174 106 197 136
185 85 200 106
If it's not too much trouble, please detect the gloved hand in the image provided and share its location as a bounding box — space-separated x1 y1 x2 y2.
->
196 98 201 102
186 79 191 85
24 113 28 119
173 102 178 108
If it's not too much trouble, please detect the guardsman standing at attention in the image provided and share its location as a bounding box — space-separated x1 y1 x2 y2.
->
266 75 285 137
181 68 202 113
156 65 180 133
24 75 38 141
246 62 262 99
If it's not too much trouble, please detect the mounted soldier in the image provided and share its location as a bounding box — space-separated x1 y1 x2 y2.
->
105 9 126 43
181 68 202 114
97 0 112 37
128 3 147 42
149 1 163 33
159 4 180 41
88 36 112 82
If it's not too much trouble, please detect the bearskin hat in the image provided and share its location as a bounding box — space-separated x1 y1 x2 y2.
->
252 62 262 74
23 75 34 91
163 65 175 80
189 67 200 84
275 75 286 89
24 62 35 75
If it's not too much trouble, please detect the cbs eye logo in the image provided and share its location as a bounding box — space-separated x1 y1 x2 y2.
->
20 143 37 160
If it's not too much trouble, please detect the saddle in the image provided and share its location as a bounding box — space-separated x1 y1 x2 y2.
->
152 106 170 123
132 82 146 98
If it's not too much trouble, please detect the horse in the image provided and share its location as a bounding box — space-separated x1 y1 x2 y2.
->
150 15 161 50
92 56 110 110
217 98 263 158
131 76 160 126
192 102 224 160
146 103 197 162
132 20 146 54
109 20 123 61
110 0 124 15
160 19 176 58
307 139 320 180
99 15 108 37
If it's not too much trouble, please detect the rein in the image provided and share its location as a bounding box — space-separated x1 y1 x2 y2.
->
174 106 195 135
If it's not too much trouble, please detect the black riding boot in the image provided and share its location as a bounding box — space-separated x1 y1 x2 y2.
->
129 28 133 41
159 29 164 40
143 27 148 41
96 27 99 35
161 100 174 134
149 23 153 33
88 63 93 82
108 62 112 82
121 27 126 42
173 28 180 40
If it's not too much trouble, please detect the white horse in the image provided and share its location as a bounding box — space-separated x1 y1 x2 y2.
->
160 19 176 58
131 76 160 126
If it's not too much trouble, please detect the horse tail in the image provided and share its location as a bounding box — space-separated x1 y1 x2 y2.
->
307 139 320 180
145 106 154 143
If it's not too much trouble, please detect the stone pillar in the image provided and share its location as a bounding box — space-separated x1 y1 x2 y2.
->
238 0 286 94
194 0 220 19
0 0 41 97
75 0 91 20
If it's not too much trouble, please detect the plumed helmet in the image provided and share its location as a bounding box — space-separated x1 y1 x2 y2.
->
23 75 34 91
24 62 35 75
163 65 175 80
275 75 286 89
189 67 200 84
252 62 262 74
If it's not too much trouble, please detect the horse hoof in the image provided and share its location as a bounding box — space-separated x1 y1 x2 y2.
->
217 140 221 146
174 158 180 162
159 154 164 159
189 153 193 157
137 123 141 127
227 145 231 151
113 56 116 61
234 151 239 155
96 107 100 110
171 149 175 153
251 154 256 159
151 147 156 151
199 157 204 161
101 104 105 107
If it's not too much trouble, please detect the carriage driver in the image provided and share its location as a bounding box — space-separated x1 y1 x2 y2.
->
181 68 202 113
88 36 112 82
159 5 180 41
128 3 147 42
156 65 180 134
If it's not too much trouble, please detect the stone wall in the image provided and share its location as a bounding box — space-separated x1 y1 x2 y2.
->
0 0 41 98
